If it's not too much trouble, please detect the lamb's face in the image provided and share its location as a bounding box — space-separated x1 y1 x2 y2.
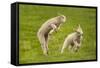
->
60 15 66 23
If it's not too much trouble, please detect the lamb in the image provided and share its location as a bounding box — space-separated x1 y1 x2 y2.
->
61 24 83 53
37 15 66 56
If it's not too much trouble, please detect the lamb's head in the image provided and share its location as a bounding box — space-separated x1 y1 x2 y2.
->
57 13 66 23
60 15 66 22
74 24 83 52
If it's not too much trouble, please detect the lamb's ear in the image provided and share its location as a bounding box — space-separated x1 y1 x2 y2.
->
74 25 80 32
76 24 83 33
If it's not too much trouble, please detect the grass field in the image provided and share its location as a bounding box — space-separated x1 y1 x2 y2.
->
19 4 97 64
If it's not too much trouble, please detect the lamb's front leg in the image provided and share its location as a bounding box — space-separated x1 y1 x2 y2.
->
49 29 54 35
49 24 57 35
73 41 80 52
68 45 74 52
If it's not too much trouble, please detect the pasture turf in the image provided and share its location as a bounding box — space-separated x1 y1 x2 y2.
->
19 4 97 64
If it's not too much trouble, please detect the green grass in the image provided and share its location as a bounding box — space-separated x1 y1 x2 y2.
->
19 4 97 64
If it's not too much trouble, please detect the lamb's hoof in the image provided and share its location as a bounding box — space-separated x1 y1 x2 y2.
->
44 52 48 56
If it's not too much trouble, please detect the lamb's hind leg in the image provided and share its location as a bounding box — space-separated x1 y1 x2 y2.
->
61 40 68 54
45 34 49 54
37 33 48 56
